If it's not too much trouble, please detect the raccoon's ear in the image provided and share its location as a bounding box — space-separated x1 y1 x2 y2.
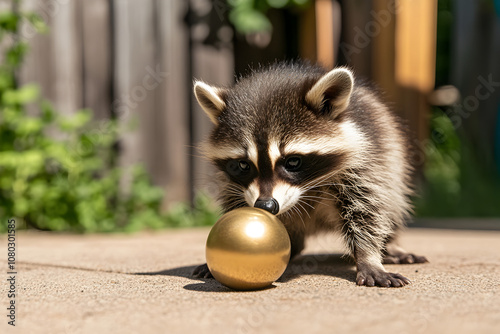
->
194 81 227 125
305 68 354 118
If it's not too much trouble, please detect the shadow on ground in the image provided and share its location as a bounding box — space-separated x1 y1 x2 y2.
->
134 253 356 292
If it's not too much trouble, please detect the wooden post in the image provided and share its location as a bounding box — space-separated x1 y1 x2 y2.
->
395 0 438 145
315 0 337 69
371 0 397 101
299 3 316 62
339 0 373 77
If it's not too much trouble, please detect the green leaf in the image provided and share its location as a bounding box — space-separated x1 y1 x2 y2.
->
267 0 289 8
58 109 93 131
25 13 48 34
6 42 29 67
0 12 19 32
15 117 43 135
229 8 272 33
2 83 39 105
292 0 309 6
40 100 56 123
0 68 15 90
13 198 29 217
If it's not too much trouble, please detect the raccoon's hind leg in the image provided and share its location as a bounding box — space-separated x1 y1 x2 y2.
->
383 238 428 264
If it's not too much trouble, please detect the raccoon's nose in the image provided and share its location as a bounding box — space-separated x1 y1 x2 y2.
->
254 198 279 215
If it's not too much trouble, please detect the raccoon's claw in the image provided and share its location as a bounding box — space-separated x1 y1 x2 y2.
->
192 263 213 279
356 268 411 288
383 253 429 264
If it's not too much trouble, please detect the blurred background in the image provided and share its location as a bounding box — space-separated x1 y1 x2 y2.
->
0 0 499 233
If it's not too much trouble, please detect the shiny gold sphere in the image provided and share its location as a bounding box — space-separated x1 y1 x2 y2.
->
206 207 291 290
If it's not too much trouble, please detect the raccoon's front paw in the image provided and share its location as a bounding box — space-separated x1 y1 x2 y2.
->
192 263 214 279
356 266 411 288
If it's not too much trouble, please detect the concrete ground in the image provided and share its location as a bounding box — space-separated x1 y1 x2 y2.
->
1 226 500 334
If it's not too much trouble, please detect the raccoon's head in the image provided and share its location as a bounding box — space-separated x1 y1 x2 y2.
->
194 64 361 216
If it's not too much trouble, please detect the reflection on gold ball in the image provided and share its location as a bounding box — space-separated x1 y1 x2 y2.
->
206 207 291 290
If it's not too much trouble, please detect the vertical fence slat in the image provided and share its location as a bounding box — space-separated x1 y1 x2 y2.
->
47 0 82 115
81 0 111 120
20 0 82 116
19 0 52 113
157 0 190 205
113 0 158 190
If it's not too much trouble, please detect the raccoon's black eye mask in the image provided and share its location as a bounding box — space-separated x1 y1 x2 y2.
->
216 159 258 187
215 152 344 188
276 153 344 186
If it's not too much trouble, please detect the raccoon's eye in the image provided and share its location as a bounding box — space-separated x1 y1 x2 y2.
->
284 156 302 171
226 159 252 178
238 160 250 171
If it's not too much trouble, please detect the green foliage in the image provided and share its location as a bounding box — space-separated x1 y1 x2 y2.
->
228 0 310 34
414 109 461 215
165 194 221 229
415 108 500 217
0 87 166 232
0 3 220 232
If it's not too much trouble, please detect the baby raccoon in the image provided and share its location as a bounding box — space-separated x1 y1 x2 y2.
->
192 62 427 287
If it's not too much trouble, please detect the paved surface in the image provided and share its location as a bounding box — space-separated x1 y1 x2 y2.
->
1 227 500 334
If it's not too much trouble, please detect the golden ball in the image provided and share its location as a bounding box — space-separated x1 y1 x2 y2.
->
206 207 291 290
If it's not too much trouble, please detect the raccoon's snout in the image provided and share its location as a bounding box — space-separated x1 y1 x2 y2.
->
254 198 279 215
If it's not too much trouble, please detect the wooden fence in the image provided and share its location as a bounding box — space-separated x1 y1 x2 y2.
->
17 0 233 208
